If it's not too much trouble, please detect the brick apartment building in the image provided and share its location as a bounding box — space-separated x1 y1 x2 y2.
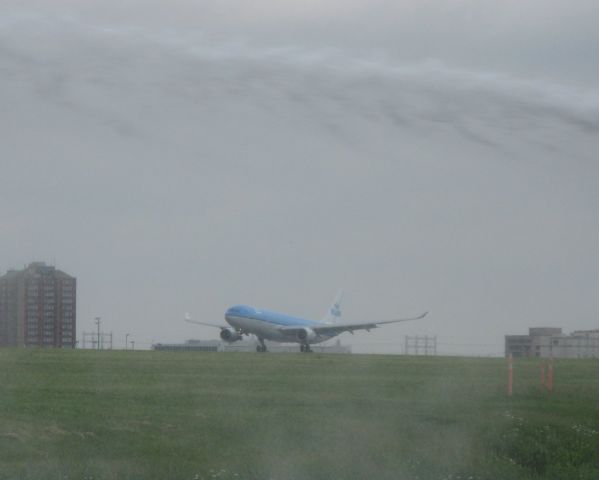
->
0 262 76 347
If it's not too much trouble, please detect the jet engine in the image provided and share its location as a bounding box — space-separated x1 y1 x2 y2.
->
296 328 317 343
220 328 242 343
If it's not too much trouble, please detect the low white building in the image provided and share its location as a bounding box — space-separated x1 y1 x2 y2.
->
153 338 351 354
546 330 599 358
505 327 599 358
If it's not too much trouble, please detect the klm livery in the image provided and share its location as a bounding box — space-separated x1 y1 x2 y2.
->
185 291 427 352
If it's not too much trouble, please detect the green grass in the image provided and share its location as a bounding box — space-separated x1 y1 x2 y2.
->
0 349 598 479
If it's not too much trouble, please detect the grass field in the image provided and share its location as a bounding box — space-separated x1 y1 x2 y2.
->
0 349 598 479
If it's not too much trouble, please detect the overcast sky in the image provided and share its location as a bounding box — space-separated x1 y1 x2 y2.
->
1 1 598 354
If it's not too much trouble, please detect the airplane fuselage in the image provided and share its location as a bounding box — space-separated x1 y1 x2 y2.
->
225 305 335 344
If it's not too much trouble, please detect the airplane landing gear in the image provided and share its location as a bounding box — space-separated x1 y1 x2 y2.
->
300 344 312 353
256 339 267 353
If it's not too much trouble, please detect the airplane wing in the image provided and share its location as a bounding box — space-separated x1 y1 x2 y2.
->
278 311 428 336
184 313 226 329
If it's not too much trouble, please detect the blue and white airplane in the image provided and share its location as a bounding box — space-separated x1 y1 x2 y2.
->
185 292 427 352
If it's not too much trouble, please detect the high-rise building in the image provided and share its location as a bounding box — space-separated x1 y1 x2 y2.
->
0 262 76 348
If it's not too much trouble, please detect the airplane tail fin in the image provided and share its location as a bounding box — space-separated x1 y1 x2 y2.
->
322 289 344 324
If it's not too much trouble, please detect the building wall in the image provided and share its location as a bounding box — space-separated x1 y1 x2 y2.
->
505 335 532 358
0 270 22 346
552 333 599 358
0 263 76 348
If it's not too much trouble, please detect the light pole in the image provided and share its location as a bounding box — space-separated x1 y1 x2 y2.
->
130 340 135 351
125 333 130 351
95 317 101 350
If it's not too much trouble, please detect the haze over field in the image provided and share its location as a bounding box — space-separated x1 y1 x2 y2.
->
2 1 599 353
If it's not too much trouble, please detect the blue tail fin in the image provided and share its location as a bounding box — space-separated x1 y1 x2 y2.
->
322 290 344 324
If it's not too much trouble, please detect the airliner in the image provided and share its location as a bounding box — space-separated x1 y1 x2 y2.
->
185 292 427 352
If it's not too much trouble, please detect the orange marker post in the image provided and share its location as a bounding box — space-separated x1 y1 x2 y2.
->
540 362 545 388
547 359 554 393
508 353 513 397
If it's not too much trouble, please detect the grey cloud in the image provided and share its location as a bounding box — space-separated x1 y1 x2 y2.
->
2 15 598 151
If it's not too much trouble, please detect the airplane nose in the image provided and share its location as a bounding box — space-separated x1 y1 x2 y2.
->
225 306 241 320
